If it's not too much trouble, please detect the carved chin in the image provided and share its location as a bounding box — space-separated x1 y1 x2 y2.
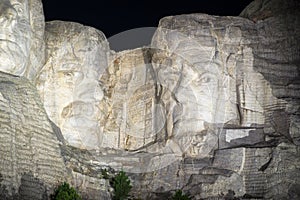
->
61 116 101 149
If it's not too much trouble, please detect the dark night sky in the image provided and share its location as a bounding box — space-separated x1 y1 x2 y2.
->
42 0 254 51
42 0 253 37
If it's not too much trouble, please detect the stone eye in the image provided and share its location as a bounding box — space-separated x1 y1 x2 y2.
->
64 72 74 83
200 76 211 83
65 72 73 77
199 73 218 84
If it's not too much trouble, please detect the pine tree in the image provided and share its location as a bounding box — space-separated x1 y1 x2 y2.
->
112 170 132 200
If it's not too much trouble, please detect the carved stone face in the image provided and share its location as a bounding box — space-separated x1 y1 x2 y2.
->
152 30 232 158
56 38 105 149
0 0 31 75
156 54 221 157
173 61 221 127
37 22 108 149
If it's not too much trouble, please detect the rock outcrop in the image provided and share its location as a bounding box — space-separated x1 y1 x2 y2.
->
239 0 299 21
0 0 45 80
0 72 67 199
36 21 110 150
0 71 112 200
0 0 299 199
127 5 299 197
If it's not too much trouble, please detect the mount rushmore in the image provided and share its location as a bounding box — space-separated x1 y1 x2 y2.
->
0 0 299 199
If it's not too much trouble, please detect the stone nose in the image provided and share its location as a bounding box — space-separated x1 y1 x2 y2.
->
74 81 104 102
0 2 17 27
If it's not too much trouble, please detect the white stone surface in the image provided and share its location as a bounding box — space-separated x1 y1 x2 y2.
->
0 72 67 198
0 0 299 198
225 129 253 143
0 0 45 80
99 48 165 151
36 21 110 149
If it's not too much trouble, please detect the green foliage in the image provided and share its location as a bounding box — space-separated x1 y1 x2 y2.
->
51 182 82 200
172 190 191 200
101 168 110 179
112 170 132 200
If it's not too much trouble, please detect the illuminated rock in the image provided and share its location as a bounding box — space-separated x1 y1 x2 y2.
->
0 0 45 80
0 72 67 199
0 0 299 199
36 21 110 149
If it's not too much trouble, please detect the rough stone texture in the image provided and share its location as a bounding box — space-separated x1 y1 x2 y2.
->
94 3 300 196
0 0 45 81
239 0 299 22
0 71 111 199
36 21 110 150
240 2 300 198
61 145 113 200
264 143 300 200
0 0 299 199
99 48 164 151
143 0 300 198
0 72 67 199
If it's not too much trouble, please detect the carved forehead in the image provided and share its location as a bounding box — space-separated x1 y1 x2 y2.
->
8 0 28 11
5 0 44 24
0 0 26 12
4 0 25 6
45 21 107 54
10 0 26 4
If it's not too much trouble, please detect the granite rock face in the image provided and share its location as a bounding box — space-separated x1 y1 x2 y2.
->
0 72 112 200
0 72 67 199
240 0 299 21
0 0 45 80
36 21 110 150
123 10 298 200
99 48 164 151
0 0 299 199
142 1 299 198
95 0 299 198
